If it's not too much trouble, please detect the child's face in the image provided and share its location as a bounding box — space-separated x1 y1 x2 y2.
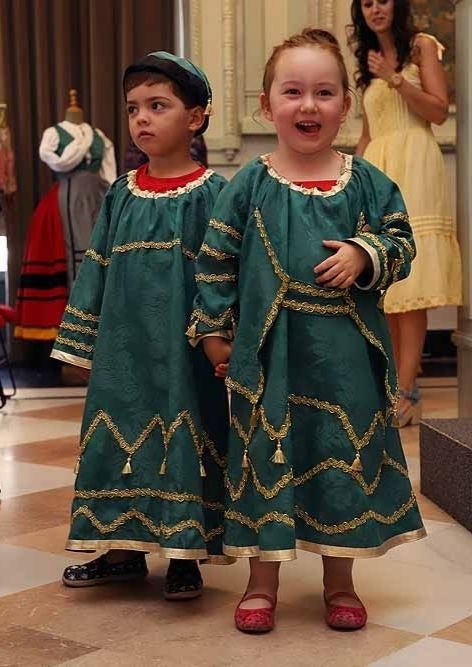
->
260 46 350 158
126 81 204 158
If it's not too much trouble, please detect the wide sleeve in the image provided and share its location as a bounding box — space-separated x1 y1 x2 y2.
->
50 184 115 368
39 126 89 174
187 173 250 341
348 172 416 292
96 128 117 184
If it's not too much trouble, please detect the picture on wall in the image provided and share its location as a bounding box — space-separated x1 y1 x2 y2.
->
411 0 455 104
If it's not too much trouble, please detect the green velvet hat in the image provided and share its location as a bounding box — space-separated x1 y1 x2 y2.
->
123 51 212 135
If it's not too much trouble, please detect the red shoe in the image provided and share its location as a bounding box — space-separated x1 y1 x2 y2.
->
234 593 277 634
324 591 367 630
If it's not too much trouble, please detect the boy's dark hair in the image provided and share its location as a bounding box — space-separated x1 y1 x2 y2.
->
124 71 195 109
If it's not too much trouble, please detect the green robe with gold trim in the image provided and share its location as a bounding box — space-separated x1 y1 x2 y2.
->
51 167 230 560
189 154 426 561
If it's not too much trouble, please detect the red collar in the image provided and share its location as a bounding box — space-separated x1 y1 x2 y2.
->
135 164 207 193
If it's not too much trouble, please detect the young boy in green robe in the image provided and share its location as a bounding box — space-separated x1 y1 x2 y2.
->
51 51 229 599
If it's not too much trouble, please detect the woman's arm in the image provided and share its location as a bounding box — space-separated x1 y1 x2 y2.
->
368 35 449 125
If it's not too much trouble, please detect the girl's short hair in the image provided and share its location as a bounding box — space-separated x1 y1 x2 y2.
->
262 27 350 96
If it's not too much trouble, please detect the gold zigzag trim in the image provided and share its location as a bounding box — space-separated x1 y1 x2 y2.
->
208 219 242 241
225 509 294 530
386 229 416 261
80 409 202 459
199 243 234 261
73 506 223 541
294 494 417 534
289 393 387 452
202 432 227 468
288 280 346 299
60 322 98 337
225 494 417 535
253 208 287 281
65 305 99 323
56 336 93 353
85 249 110 266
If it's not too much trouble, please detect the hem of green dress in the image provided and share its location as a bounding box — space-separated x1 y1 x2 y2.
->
222 527 427 561
66 539 234 563
51 349 92 369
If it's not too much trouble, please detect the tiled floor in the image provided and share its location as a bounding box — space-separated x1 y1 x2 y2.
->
1 384 472 666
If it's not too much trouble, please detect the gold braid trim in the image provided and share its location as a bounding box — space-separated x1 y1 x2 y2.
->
288 280 346 299
199 243 235 261
190 307 233 329
294 493 417 535
195 272 237 283
85 249 110 266
282 299 351 316
112 239 180 253
225 509 294 531
127 168 214 199
225 373 264 405
382 212 410 225
253 208 287 281
208 219 242 241
202 431 227 468
65 305 99 323
344 294 397 408
74 488 224 510
386 229 416 260
56 336 93 353
225 468 250 501
289 394 387 453
73 506 223 541
359 232 390 289
60 322 98 337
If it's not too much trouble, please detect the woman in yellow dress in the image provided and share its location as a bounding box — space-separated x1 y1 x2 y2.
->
349 0 462 426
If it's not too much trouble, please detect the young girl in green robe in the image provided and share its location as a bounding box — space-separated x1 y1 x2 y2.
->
51 52 229 599
188 28 426 632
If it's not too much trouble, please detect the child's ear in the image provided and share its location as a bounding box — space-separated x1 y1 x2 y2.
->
341 93 352 122
188 106 205 134
260 92 273 122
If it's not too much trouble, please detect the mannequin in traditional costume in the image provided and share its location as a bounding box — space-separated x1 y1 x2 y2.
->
14 91 116 341
0 103 17 235
189 29 425 633
51 52 229 598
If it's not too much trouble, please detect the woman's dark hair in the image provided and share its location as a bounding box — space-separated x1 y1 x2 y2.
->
348 0 417 90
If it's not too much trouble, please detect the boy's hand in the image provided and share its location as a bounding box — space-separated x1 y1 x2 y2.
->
202 337 232 377
314 241 370 289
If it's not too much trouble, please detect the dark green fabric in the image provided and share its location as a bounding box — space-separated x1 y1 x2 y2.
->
55 125 105 174
190 155 424 556
53 169 229 556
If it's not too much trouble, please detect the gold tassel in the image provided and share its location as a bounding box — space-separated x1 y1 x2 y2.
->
350 452 363 472
250 408 258 428
270 441 286 464
186 321 197 338
159 458 167 475
204 101 213 116
121 456 132 475
199 460 207 477
242 449 249 469
74 457 81 475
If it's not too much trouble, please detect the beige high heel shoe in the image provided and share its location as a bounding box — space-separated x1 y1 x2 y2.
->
393 388 421 428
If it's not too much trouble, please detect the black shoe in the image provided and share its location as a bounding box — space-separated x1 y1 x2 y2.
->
164 559 203 600
62 552 148 588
